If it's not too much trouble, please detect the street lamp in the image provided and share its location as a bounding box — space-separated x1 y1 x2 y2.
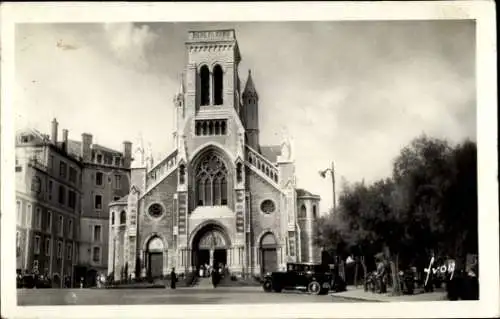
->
319 161 336 213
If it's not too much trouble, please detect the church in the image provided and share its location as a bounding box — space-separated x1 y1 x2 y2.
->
108 29 321 280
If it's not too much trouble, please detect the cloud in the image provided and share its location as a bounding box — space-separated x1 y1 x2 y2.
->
103 23 159 70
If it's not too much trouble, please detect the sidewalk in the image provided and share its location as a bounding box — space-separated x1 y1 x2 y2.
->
332 286 447 302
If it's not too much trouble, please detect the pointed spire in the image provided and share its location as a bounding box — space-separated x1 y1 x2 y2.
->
178 72 185 95
243 69 258 99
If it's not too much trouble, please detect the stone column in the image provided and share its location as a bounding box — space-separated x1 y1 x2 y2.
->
187 248 193 272
163 250 168 276
227 248 232 267
209 249 214 267
209 72 213 105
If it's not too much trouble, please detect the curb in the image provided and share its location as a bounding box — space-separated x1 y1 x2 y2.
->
330 293 385 302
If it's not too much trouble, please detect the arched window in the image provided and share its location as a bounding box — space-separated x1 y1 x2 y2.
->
200 65 210 106
220 121 227 135
213 64 223 105
214 121 220 135
120 211 126 224
299 204 307 218
312 205 317 219
195 153 229 207
196 122 202 136
236 162 243 183
179 164 186 185
111 212 115 225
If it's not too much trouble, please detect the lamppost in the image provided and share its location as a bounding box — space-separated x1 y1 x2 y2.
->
319 161 336 213
319 161 338 271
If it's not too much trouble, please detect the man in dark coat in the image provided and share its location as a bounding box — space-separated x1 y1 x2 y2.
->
211 266 219 288
170 268 177 289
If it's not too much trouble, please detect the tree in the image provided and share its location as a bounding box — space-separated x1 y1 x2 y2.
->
315 135 477 294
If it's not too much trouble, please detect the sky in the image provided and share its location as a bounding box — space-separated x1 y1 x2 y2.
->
14 21 476 213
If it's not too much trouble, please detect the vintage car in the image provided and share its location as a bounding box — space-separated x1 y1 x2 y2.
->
262 262 332 295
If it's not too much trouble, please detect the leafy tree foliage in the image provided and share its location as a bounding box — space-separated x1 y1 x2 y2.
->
314 135 478 293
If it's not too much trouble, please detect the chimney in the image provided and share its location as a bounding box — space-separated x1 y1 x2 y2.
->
62 129 69 152
122 141 132 168
81 133 93 162
51 118 58 144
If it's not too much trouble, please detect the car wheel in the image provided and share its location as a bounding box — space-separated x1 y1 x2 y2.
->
263 280 273 292
308 281 321 295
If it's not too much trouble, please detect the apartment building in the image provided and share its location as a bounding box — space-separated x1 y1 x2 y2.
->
15 119 82 287
15 118 132 287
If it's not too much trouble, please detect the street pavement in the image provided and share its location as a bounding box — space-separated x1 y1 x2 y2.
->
17 286 362 306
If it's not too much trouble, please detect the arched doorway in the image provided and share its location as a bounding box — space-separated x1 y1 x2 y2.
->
260 233 278 274
192 224 230 270
146 237 164 279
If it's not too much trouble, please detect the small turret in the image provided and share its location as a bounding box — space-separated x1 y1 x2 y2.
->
242 70 260 150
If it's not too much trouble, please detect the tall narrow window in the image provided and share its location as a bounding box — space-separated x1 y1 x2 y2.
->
46 211 52 233
299 204 307 218
95 172 103 186
45 238 51 256
34 235 41 254
68 219 73 238
16 200 21 225
35 208 42 229
221 177 227 205
48 181 53 201
200 65 210 106
93 225 102 242
111 212 115 225
197 180 204 206
93 247 101 263
95 195 102 209
114 175 122 189
67 243 72 260
58 185 65 205
204 177 211 206
26 204 32 227
221 121 227 135
57 241 62 259
213 64 223 105
120 211 126 224
213 175 221 206
58 215 64 236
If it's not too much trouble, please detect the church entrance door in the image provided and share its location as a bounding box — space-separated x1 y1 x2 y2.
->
149 253 163 278
146 237 164 279
260 233 278 274
192 224 230 271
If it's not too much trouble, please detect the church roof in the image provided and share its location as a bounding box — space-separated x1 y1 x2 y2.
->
260 145 281 163
243 70 258 98
296 188 320 199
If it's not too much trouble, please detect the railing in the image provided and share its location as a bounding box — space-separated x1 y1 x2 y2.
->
245 146 279 183
146 151 178 189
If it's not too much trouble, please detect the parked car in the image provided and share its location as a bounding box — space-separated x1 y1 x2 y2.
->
262 262 332 295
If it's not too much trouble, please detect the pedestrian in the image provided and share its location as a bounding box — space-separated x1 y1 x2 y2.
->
211 266 219 288
170 268 177 289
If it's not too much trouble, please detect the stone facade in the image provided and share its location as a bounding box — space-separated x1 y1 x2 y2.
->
15 120 82 287
108 29 320 279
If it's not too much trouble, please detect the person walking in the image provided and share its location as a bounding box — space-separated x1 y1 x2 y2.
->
211 266 219 288
170 268 177 290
